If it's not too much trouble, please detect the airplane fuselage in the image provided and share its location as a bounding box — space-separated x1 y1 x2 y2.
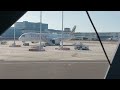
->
19 32 74 45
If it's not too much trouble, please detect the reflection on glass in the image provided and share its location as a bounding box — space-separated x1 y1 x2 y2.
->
89 11 120 62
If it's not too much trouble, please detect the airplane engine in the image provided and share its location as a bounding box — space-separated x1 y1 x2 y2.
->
52 39 60 45
31 41 39 43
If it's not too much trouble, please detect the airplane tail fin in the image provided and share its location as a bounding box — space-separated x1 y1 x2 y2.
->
70 25 76 35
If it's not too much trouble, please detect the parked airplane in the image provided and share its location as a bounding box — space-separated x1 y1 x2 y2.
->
19 26 76 45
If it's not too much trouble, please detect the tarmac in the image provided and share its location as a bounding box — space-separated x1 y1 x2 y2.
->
0 40 118 79
0 40 117 62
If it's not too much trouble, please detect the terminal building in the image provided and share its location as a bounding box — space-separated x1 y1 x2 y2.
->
15 21 48 33
1 21 48 39
74 32 120 41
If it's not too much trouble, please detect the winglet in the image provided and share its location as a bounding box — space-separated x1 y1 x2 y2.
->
70 25 76 34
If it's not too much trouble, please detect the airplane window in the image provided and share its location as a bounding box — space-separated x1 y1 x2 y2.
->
89 11 119 63
0 11 118 62
0 11 119 79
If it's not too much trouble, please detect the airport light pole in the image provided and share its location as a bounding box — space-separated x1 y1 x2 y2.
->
39 11 42 50
13 24 16 46
61 11 64 48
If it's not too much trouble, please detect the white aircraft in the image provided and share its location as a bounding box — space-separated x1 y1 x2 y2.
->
19 26 76 45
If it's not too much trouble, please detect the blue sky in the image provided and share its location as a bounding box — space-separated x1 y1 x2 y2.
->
17 11 120 32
